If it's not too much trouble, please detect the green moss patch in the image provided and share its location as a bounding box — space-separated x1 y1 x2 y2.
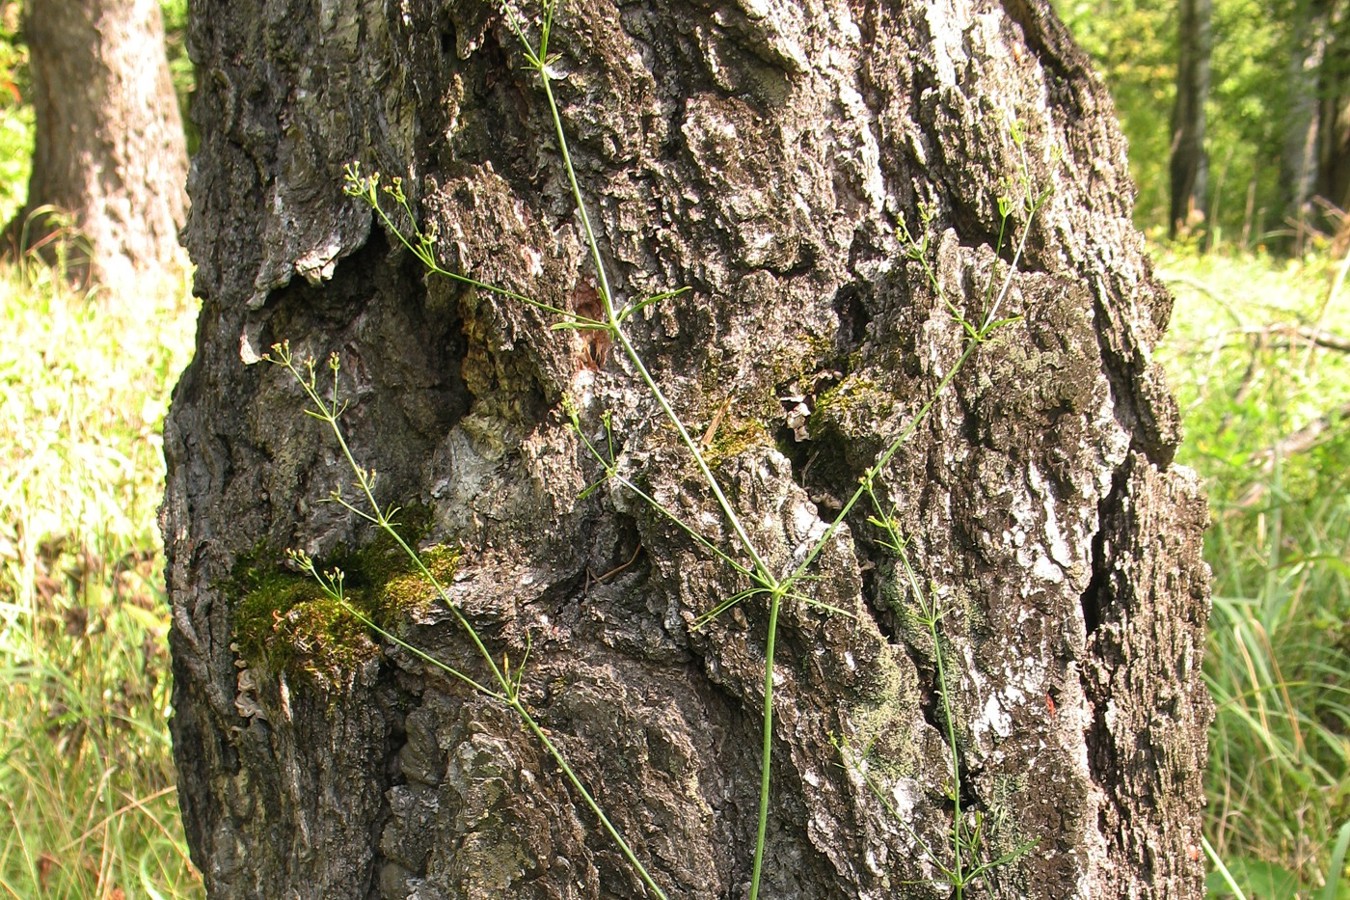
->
703 416 772 468
230 526 460 685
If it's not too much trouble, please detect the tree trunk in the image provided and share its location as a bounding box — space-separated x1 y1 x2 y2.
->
1318 4 1349 229
1279 0 1334 254
163 1 1211 898
1170 0 1210 242
11 0 187 293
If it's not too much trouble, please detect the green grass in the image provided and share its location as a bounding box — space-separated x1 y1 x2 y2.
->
0 259 201 898
1158 247 1350 899
0 0 30 229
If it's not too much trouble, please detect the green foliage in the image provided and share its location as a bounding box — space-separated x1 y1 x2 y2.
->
1054 0 1174 227
0 0 30 224
1055 0 1316 246
0 10 197 893
1159 246 1350 898
0 0 193 223
0 261 200 895
1202 0 1297 247
159 0 197 154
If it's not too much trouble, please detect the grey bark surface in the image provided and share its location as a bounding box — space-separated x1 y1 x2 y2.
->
164 1 1211 898
12 0 188 292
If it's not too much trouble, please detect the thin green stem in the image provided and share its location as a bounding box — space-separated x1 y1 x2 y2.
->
308 563 502 700
612 318 776 584
860 480 1044 893
982 193 1042 333
787 338 982 586
927 601 966 888
844 744 944 867
532 65 774 584
273 347 669 898
609 475 757 579
538 75 617 323
894 550 972 888
748 586 784 900
292 356 512 694
519 712 670 900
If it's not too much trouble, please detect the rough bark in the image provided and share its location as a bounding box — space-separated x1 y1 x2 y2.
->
1169 0 1210 241
11 0 187 293
163 1 1211 898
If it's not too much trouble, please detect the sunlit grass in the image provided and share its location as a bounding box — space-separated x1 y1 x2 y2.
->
1158 247 1350 899
0 259 201 899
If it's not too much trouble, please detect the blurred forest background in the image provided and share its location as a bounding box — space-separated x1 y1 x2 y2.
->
0 0 1345 897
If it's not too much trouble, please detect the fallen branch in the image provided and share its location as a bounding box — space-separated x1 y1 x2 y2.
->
1234 399 1350 507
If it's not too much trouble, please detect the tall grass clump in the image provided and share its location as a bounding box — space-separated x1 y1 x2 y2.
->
0 259 201 898
1158 247 1350 898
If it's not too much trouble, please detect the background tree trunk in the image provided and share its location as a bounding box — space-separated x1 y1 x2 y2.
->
163 1 1211 897
1317 3 1349 232
1279 0 1334 253
11 0 187 293
1170 0 1211 242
